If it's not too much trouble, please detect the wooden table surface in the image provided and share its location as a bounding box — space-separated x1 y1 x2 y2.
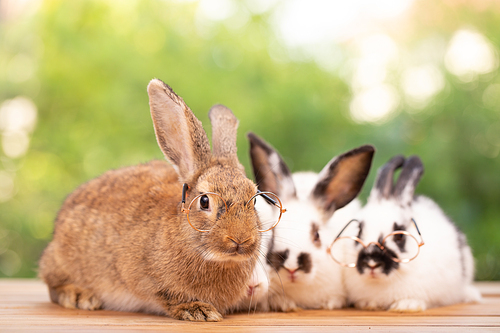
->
1 279 499 332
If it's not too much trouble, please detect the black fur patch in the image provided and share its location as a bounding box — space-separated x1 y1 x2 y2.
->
451 220 468 278
298 252 312 273
267 250 289 271
457 232 467 278
311 223 321 248
392 222 407 253
357 221 364 241
356 244 399 275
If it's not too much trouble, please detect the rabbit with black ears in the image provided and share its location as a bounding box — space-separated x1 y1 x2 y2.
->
331 155 481 311
248 133 374 311
39 79 285 321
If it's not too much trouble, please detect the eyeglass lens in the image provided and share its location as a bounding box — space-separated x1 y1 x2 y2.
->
184 189 283 233
250 192 283 232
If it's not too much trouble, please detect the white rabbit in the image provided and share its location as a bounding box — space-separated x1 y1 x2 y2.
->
247 132 375 311
333 155 481 312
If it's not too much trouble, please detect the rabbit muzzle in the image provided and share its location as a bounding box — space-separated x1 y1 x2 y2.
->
356 244 399 277
225 235 255 255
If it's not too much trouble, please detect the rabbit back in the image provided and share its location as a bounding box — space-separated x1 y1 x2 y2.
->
40 161 186 313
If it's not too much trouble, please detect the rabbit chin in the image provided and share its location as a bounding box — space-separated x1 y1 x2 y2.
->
357 266 393 281
201 249 254 262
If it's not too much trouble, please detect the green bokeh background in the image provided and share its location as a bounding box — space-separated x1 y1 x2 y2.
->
0 0 499 279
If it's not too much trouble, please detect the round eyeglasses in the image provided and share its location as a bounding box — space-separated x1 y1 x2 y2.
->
180 183 286 233
327 218 425 267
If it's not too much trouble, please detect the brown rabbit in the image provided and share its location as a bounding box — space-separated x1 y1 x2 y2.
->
39 79 273 321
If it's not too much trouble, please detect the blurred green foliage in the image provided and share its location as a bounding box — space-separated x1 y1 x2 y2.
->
0 0 499 280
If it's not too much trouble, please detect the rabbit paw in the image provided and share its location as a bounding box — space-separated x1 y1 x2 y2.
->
354 299 383 311
389 299 427 312
170 302 223 322
324 297 346 310
464 286 482 303
270 297 299 312
50 285 102 310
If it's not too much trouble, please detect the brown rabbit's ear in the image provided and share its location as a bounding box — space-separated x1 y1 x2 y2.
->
247 132 296 199
208 104 239 164
312 145 375 219
147 79 211 180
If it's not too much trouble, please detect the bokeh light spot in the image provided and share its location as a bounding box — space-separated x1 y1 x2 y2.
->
402 64 445 109
351 34 399 90
244 0 278 14
444 29 498 82
350 84 399 123
198 0 237 21
0 97 38 133
2 131 30 159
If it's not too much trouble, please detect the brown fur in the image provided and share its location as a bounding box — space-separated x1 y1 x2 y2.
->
209 104 239 162
39 79 262 322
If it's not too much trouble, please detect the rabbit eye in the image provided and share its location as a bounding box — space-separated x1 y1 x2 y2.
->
393 233 405 244
200 195 210 210
311 223 321 248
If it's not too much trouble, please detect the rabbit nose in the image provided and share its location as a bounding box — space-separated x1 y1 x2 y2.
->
247 284 260 296
284 267 299 282
226 236 250 253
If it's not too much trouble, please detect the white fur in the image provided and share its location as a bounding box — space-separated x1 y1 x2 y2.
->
265 172 356 311
234 257 271 312
232 239 271 312
343 195 481 311
100 288 164 314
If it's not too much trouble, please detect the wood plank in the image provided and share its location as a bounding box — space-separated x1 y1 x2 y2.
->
1 279 499 332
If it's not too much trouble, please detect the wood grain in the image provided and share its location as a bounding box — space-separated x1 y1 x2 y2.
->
1 279 499 332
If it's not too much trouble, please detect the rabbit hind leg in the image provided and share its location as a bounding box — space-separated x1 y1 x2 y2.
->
49 284 102 310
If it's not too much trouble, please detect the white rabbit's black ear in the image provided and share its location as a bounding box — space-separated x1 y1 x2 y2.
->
209 104 241 167
247 132 296 199
393 156 424 206
312 145 375 219
369 155 405 201
147 79 211 181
